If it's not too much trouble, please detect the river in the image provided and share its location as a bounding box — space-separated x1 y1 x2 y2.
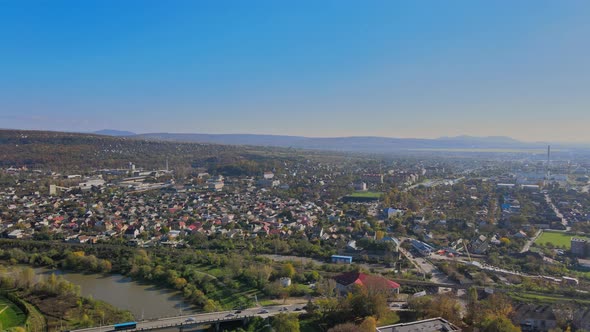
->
34 268 195 320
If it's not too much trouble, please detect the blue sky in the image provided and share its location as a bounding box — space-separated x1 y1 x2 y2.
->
1 1 589 142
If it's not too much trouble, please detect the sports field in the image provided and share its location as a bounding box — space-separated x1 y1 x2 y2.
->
0 296 26 329
349 191 382 198
535 231 590 249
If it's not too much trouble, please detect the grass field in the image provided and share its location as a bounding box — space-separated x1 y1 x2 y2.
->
534 231 590 249
349 191 382 198
0 296 26 329
507 291 590 305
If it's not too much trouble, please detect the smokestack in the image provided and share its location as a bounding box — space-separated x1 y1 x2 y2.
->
547 145 551 179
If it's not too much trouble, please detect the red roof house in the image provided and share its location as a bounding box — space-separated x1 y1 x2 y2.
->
333 272 400 295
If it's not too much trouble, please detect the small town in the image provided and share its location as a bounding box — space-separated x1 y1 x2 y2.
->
1 131 590 331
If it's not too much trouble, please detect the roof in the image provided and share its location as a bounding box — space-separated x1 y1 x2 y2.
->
331 255 353 259
411 239 434 252
382 236 400 245
333 272 400 289
513 304 556 322
377 317 461 332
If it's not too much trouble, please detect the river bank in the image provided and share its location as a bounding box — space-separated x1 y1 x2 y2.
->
0 265 133 331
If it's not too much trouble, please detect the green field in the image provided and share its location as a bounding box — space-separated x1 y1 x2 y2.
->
535 231 590 249
0 296 26 329
349 191 382 198
507 291 590 305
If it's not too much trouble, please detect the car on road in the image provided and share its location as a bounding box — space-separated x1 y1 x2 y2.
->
258 309 269 314
235 310 242 314
225 313 236 317
185 317 196 322
294 307 302 311
280 307 288 312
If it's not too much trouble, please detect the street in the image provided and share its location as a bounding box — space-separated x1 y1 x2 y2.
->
71 304 305 332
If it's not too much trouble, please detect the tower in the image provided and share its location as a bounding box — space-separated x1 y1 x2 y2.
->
546 145 551 180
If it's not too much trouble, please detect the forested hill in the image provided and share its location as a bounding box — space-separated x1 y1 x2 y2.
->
0 129 306 174
135 132 552 152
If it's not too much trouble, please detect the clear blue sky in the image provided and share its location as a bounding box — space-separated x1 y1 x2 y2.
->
1 1 589 142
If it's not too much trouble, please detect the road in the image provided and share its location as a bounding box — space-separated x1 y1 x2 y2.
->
428 253 533 277
72 304 304 332
398 240 455 285
545 193 570 231
400 236 539 283
520 229 543 253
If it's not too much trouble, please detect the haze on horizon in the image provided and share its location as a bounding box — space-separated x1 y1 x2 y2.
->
1 1 589 143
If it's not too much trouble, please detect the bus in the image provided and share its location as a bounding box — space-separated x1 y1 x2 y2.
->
114 322 137 330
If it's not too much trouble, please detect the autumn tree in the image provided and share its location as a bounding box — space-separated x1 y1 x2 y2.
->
328 316 377 332
20 267 35 288
465 286 479 325
281 263 296 279
480 316 520 332
409 294 462 326
468 293 516 329
271 313 300 332
346 285 389 320
481 294 513 318
327 323 358 332
359 316 377 332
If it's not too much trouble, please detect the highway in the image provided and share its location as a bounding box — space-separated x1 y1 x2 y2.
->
71 304 304 332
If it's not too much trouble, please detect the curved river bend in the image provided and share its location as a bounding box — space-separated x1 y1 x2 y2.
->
35 268 195 320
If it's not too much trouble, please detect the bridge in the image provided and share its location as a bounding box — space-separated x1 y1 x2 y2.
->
70 304 304 332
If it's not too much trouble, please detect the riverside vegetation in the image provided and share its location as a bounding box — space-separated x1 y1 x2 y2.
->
0 265 133 331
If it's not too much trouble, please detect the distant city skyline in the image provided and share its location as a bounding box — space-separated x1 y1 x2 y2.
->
1 1 589 143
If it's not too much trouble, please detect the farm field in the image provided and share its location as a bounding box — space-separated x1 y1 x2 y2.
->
535 231 590 249
0 296 26 329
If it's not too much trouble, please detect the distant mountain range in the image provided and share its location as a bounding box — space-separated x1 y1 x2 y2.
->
90 130 559 153
437 135 524 144
93 129 136 136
